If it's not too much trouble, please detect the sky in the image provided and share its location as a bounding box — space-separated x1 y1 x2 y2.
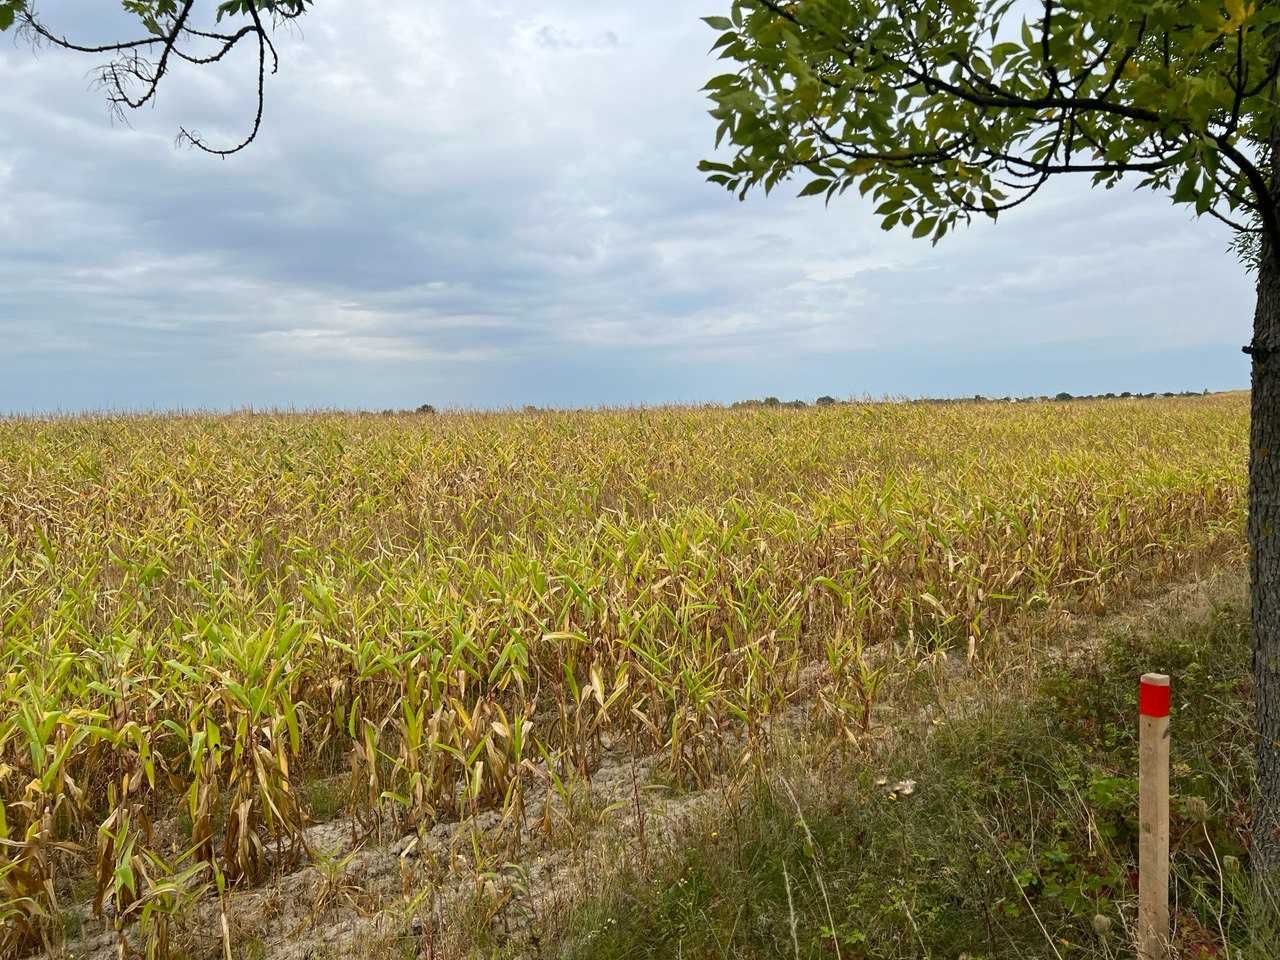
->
0 1 1259 413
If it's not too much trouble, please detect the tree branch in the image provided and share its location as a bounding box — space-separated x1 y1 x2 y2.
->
179 2 268 156
19 1 286 156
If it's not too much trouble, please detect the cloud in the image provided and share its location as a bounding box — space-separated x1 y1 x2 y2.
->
0 0 1256 412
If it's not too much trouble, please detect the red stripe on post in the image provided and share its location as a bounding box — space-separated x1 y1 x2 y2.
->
1139 678 1171 718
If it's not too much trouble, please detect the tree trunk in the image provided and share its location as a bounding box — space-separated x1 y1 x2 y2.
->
1250 246 1280 877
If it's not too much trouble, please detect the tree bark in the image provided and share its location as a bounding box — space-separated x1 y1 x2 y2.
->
1250 246 1280 877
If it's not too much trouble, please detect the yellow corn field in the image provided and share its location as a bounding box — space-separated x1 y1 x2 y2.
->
0 396 1247 956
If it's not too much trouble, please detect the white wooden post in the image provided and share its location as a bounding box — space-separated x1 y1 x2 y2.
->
1138 672 1171 960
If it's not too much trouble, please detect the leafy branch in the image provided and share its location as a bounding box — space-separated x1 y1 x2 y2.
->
701 0 1280 265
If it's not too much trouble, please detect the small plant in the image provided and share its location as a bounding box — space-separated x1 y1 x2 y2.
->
818 625 890 743
305 777 347 823
309 848 364 916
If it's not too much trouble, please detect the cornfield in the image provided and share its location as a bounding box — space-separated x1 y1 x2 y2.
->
0 396 1247 956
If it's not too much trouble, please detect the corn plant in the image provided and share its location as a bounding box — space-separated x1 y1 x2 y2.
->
0 396 1249 952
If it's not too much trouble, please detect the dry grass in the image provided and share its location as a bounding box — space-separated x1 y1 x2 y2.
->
0 395 1248 957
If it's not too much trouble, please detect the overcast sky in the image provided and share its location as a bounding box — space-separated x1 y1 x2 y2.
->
0 1 1257 412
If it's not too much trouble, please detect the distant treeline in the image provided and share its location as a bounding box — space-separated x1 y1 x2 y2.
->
381 391 1215 416
731 390 1213 409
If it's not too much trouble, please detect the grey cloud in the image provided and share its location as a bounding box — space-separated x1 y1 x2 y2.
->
0 0 1257 412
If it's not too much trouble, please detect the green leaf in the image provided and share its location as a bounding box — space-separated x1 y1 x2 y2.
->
1020 19 1035 51
703 73 740 91
990 42 1020 69
1195 178 1216 215
0 1 20 31
1173 167 1199 204
912 217 937 239
702 16 734 31
798 179 832 197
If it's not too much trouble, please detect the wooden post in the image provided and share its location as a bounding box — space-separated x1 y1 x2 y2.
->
1138 672 1171 960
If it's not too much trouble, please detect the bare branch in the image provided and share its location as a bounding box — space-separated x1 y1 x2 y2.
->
19 1 286 157
179 2 267 156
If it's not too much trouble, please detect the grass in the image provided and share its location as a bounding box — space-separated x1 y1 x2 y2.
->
556 586 1274 959
304 775 349 824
